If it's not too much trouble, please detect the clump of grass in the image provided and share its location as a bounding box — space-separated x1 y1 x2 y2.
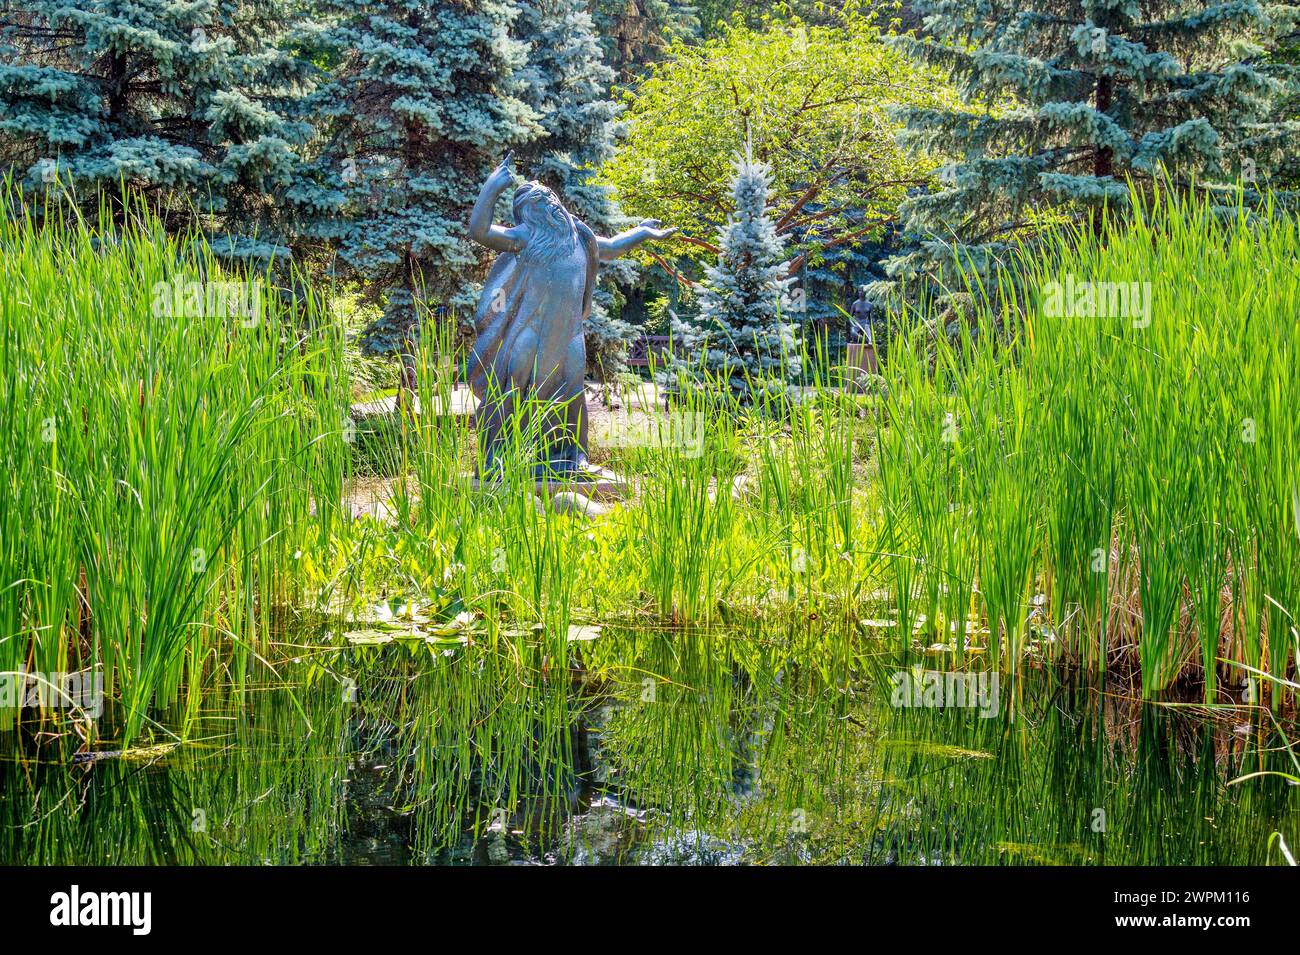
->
0 193 348 742
16 181 1290 753
874 187 1300 702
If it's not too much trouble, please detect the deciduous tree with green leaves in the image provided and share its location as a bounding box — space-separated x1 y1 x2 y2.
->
599 7 958 295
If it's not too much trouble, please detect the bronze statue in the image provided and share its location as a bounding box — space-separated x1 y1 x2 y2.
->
848 290 876 345
468 153 675 476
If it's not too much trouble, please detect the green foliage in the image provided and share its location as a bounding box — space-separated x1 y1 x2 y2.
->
885 0 1300 293
876 186 1300 701
0 194 348 743
599 8 959 279
694 0 871 36
5 0 1299 779
0 0 317 265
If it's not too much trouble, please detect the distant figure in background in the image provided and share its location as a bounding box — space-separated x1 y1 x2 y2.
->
848 290 876 346
846 289 879 377
467 152 675 476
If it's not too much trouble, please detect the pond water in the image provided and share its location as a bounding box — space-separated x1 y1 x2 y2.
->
1 626 1295 865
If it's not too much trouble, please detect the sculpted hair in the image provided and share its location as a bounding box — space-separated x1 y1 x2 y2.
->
513 181 581 262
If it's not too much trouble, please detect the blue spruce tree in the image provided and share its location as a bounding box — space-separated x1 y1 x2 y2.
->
303 0 540 380
0 0 315 261
667 148 801 401
885 0 1300 291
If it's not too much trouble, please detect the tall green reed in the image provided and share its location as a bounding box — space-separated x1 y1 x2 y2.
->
874 187 1300 701
0 191 348 741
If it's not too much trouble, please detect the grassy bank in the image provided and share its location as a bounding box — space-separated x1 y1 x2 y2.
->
1 190 1296 752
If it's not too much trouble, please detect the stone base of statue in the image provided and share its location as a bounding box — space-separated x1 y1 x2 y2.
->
846 343 879 377
471 465 629 503
534 465 629 503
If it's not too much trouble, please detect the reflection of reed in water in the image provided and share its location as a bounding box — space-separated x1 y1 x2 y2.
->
0 676 350 864
2 631 1291 866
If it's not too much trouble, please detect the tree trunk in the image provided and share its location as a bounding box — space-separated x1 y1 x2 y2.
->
1092 74 1115 236
107 51 128 123
107 51 130 226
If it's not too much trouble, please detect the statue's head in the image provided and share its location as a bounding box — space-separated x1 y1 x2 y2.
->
513 181 571 232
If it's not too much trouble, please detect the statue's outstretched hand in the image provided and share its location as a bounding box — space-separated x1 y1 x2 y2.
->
639 219 678 241
487 152 515 189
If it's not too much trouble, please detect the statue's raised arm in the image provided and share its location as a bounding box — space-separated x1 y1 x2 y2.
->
597 219 678 261
468 152 526 253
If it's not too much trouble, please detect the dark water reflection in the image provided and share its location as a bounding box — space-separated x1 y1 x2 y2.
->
1 627 1295 865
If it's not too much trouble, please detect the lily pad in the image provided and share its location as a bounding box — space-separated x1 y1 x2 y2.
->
345 630 395 646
